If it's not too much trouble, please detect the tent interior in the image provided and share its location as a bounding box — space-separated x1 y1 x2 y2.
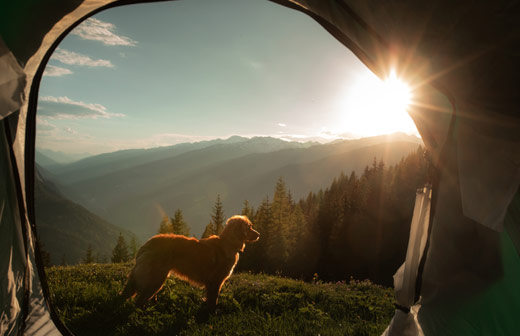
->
1 0 519 335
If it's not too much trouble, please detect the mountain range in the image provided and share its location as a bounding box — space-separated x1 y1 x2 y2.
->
38 133 422 241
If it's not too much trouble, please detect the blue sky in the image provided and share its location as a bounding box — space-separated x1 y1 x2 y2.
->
37 0 419 158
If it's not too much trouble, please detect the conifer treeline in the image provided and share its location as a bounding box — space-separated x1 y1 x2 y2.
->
75 233 138 265
238 146 431 286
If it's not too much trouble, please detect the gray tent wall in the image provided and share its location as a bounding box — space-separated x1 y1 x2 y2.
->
1 0 519 335
1 119 27 335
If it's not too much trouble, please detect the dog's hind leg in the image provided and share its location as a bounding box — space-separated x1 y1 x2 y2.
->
133 267 170 308
120 273 137 300
134 282 164 308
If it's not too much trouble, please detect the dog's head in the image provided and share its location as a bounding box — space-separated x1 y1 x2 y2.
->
220 215 259 252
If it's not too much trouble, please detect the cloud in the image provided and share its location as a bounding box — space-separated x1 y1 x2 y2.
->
71 18 137 46
36 117 58 136
43 65 73 77
38 96 125 119
36 118 79 143
51 48 113 68
277 123 287 127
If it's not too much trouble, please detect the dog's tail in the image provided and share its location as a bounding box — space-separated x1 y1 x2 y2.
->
120 274 137 300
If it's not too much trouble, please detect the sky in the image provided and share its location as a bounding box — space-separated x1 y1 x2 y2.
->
36 0 419 159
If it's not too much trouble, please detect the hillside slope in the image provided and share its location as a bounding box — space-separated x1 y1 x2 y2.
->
35 167 136 265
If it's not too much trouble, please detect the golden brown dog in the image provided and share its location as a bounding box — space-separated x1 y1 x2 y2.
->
121 215 259 310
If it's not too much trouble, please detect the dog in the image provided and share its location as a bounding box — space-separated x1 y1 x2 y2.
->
121 215 259 311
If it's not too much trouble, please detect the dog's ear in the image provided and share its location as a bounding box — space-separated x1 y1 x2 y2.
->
230 222 246 252
236 219 249 251
240 220 250 239
221 216 247 251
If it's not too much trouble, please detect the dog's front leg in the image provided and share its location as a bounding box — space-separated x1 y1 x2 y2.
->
205 282 222 313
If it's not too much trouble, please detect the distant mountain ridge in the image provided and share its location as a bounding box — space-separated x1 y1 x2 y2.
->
52 135 317 185
39 133 422 240
35 150 60 168
37 148 91 165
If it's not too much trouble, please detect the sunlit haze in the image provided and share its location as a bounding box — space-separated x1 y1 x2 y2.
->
36 0 420 160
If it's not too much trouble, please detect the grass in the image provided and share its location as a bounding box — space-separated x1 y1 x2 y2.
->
46 263 395 335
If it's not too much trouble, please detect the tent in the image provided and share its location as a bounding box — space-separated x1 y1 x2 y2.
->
1 0 519 334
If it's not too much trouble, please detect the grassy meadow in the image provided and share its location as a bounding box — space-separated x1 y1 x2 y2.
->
45 263 395 336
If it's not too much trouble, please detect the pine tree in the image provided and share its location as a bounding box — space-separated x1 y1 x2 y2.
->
272 178 292 221
241 200 254 219
211 194 225 235
158 215 173 234
286 202 318 278
270 177 291 266
129 236 139 258
83 244 95 264
287 190 294 211
288 203 306 253
171 209 190 236
111 233 130 263
255 196 274 271
201 222 215 239
60 254 67 266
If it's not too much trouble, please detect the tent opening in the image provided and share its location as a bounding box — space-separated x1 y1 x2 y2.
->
32 0 431 334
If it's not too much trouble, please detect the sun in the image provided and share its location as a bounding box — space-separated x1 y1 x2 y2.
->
382 70 412 115
340 69 418 137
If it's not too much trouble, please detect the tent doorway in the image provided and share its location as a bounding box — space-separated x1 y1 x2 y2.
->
33 0 428 334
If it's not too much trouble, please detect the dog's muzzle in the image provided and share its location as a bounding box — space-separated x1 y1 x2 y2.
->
247 229 260 242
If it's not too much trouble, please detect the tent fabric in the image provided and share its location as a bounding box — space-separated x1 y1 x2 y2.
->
24 245 62 336
457 117 520 231
418 222 520 335
394 187 432 308
417 138 520 335
0 120 27 336
0 0 519 335
0 38 25 121
382 187 431 336
382 306 423 336
505 191 520 255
